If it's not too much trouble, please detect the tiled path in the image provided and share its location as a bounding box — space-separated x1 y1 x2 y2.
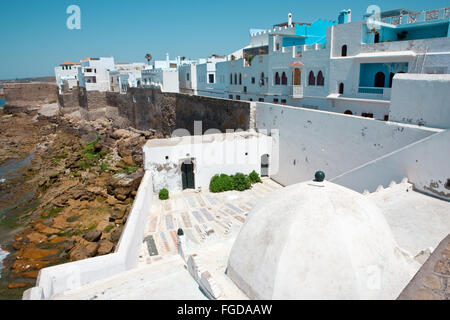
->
137 178 283 266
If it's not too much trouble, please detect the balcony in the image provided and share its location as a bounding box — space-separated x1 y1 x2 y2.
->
357 87 391 100
292 85 303 98
381 7 450 25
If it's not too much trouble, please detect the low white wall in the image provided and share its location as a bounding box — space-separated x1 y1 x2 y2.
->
331 130 450 200
22 171 154 299
255 102 436 187
390 74 450 129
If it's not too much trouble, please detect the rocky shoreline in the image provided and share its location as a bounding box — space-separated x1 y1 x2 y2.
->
0 106 158 299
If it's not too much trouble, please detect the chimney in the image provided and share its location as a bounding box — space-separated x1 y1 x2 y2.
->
288 13 293 27
166 53 169 61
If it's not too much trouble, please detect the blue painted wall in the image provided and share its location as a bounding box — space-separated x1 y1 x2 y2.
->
359 63 408 87
295 19 336 45
362 21 449 44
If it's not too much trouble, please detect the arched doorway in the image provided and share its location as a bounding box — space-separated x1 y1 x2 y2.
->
341 45 347 57
293 68 301 85
344 110 353 115
374 72 385 88
261 154 269 177
339 82 344 94
181 160 195 190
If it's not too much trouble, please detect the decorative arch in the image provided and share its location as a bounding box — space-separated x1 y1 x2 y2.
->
308 71 315 86
275 72 280 85
281 72 288 85
317 71 324 86
341 45 347 57
374 72 385 88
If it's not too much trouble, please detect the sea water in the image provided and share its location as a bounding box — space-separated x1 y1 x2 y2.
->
0 98 5 107
0 246 8 279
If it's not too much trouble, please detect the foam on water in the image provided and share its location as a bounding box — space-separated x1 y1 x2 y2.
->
0 246 9 279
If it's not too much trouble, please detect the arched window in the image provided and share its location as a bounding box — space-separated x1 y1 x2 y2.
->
339 82 344 94
234 73 237 85
275 72 280 85
239 73 242 85
281 72 288 85
344 110 353 115
317 71 324 86
230 73 233 84
341 45 347 57
293 68 301 85
374 72 385 88
308 71 315 86
260 72 265 86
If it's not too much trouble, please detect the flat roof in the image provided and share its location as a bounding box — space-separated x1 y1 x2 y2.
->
144 131 268 149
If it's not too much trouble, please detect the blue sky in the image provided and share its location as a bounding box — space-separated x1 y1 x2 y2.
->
0 0 448 79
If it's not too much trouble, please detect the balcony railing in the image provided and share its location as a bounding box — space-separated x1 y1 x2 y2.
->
358 87 391 100
292 85 303 98
381 7 449 25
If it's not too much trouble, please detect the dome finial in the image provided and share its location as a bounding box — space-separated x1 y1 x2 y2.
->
314 171 325 182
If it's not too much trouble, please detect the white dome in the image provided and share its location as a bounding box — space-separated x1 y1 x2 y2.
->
227 180 419 300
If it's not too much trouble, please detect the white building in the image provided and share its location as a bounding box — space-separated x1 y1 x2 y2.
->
78 57 116 92
54 61 80 93
193 7 450 120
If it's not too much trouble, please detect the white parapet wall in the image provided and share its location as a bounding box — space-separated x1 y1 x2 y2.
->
22 171 154 300
390 74 450 129
331 129 450 200
255 102 438 187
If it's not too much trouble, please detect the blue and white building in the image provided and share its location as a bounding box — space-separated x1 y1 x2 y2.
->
188 7 450 120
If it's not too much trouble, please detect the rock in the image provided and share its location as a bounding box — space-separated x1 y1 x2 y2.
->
97 240 114 256
83 230 102 242
109 226 123 243
8 283 28 289
111 129 135 140
68 243 89 261
86 242 99 257
107 169 144 200
18 248 58 260
110 206 126 221
63 239 76 252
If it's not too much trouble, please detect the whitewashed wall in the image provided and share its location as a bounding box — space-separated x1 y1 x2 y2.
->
143 133 273 193
389 73 450 129
331 129 450 200
255 102 436 187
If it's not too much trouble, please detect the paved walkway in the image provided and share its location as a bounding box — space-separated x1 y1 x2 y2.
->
137 178 284 266
54 178 283 300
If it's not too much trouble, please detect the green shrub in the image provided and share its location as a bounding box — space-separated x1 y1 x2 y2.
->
159 188 169 200
210 174 235 193
249 170 262 184
232 173 251 191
